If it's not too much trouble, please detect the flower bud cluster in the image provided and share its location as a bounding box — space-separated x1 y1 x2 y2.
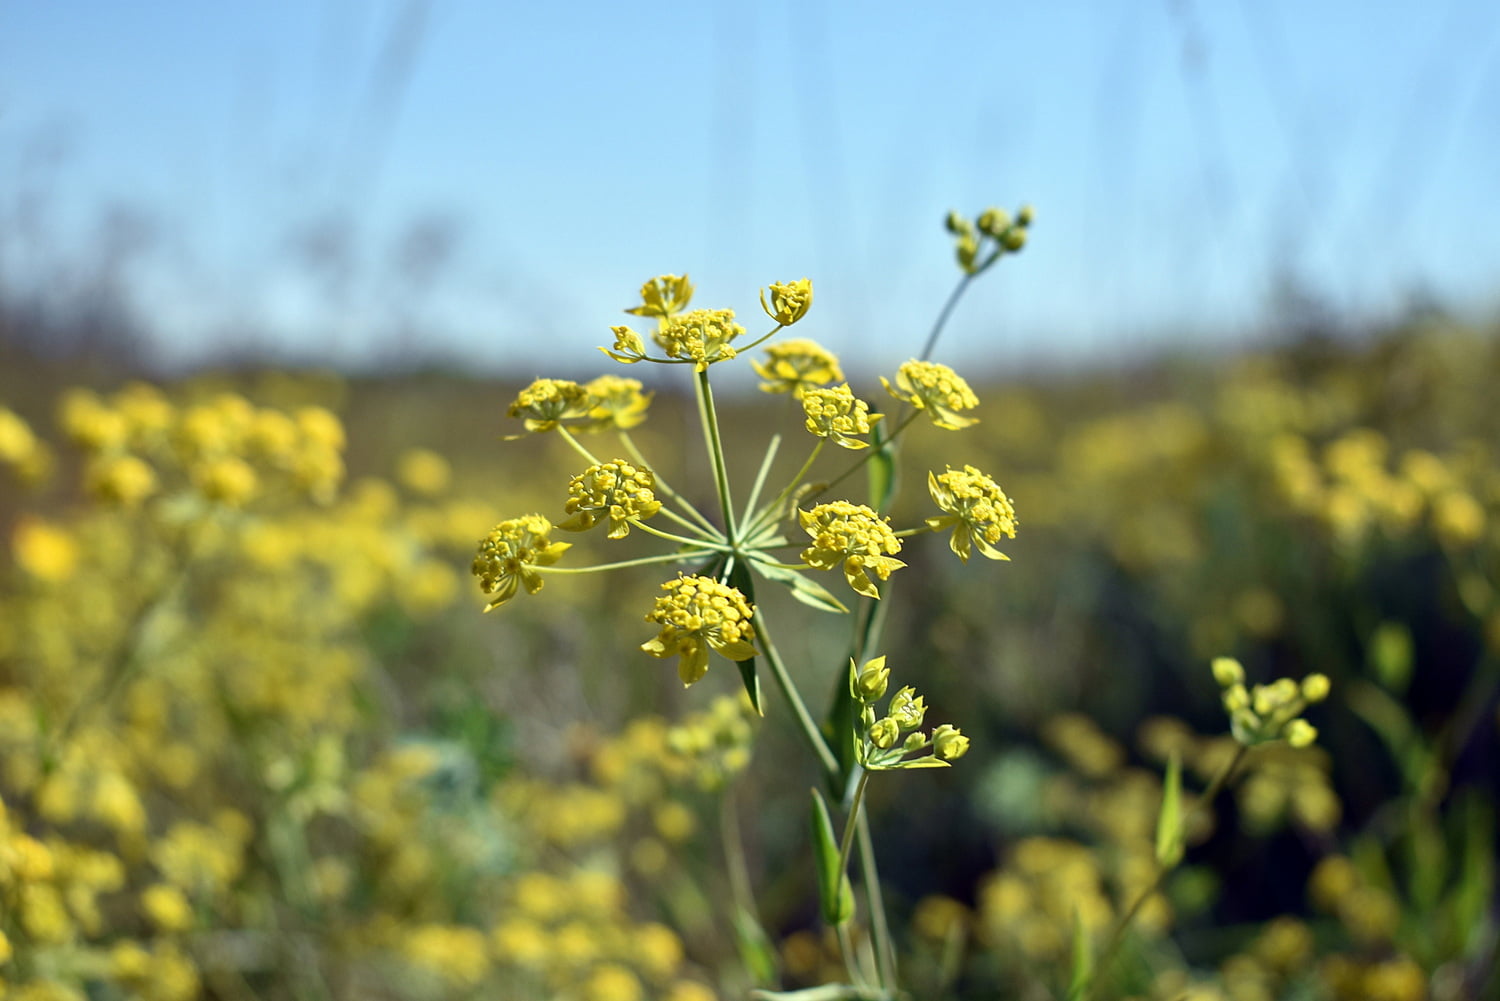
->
760 278 814 326
851 657 970 769
752 338 843 397
1212 657 1329 748
946 204 1033 274
472 514 572 610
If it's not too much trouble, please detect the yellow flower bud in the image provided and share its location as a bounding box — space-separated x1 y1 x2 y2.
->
854 656 890 702
1284 719 1318 748
1211 657 1245 688
932 724 970 761
760 278 813 326
1301 673 1331 703
869 718 900 749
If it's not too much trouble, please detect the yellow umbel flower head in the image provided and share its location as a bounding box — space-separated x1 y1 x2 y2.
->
760 278 813 326
472 514 571 610
584 375 653 430
653 309 745 371
559 460 662 539
508 378 594 432
799 501 906 599
641 575 757 686
882 360 980 430
625 274 695 320
802 385 881 449
752 338 844 396
927 465 1017 562
1212 657 1330 747
87 454 158 507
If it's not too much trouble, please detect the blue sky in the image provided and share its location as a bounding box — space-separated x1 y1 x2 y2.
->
1 0 1498 376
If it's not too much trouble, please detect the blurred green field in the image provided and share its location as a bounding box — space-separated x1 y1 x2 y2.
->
1 307 1497 1000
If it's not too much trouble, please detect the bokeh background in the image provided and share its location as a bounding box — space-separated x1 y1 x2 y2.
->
1 3 1498 1001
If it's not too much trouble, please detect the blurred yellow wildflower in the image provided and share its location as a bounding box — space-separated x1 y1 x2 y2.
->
882 359 980 429
798 501 905 598
641 575 757 686
625 273 695 319
585 374 653 430
86 454 158 507
12 518 78 582
752 338 844 396
926 465 1017 562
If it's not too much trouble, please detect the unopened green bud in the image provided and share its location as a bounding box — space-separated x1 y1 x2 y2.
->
944 210 969 235
1016 204 1035 227
977 207 1011 239
1000 226 1027 252
1284 719 1318 748
956 234 980 272
903 732 926 752
854 656 890 703
870 717 900 749
932 724 970 761
1301 673 1331 704
888 686 927 730
1211 657 1245 688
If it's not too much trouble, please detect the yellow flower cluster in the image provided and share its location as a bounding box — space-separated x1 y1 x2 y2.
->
472 514 571 610
799 501 905 598
851 657 969 768
801 384 881 449
508 378 595 431
651 308 747 371
926 465 1017 562
640 575 757 685
882 359 980 429
0 405 52 483
1212 657 1329 748
760 277 814 326
560 460 662 538
752 338 843 396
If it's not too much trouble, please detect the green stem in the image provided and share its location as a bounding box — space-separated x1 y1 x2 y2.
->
918 274 973 362
540 551 713 575
695 369 737 540
619 430 723 539
856 808 897 989
891 525 939 539
755 613 840 777
741 433 783 529
739 323 786 355
555 425 603 466
1087 743 1249 999
747 439 825 538
816 412 920 501
836 770 871 886
630 519 731 550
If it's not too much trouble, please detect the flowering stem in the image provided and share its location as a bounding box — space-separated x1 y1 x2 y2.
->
740 433 783 529
835 769 871 890
739 322 786 355
630 520 731 551
856 810 897 990
555 425 603 466
540 551 712 574
618 430 723 539
755 613 840 777
891 525 939 539
817 412 920 500
694 370 738 540
918 273 973 362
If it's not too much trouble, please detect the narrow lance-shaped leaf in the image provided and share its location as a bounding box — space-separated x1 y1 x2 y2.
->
1155 749 1184 869
728 560 764 715
1064 905 1092 1001
809 788 855 925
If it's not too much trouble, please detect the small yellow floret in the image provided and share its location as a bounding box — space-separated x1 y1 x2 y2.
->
753 338 843 396
472 515 571 609
799 501 905 599
641 575 757 686
882 359 980 429
802 385 880 449
926 465 1017 562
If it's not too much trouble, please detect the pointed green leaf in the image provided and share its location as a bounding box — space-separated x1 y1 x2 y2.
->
867 423 897 515
728 561 764 715
893 756 952 770
751 558 849 614
809 788 855 925
1155 750 1184 868
733 905 779 986
1065 906 1093 1001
